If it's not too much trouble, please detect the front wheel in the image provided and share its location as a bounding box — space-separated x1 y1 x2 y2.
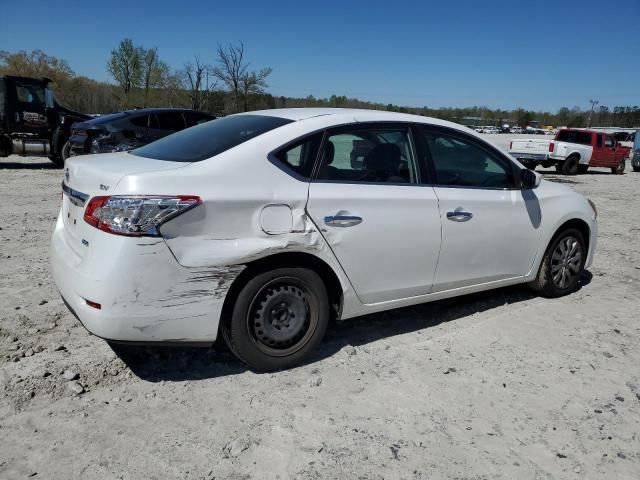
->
529 228 586 298
222 267 329 371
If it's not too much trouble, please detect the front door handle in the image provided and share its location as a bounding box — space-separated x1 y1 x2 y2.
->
324 214 362 227
446 208 473 222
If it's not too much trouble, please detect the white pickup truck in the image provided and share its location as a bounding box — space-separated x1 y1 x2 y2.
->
508 138 553 170
509 129 630 174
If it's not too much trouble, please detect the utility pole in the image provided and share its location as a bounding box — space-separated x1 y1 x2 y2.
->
587 99 599 128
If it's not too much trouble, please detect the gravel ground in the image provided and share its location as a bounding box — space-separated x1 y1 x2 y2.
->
1 138 639 479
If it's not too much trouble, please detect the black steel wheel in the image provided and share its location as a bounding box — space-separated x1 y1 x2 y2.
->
222 267 329 371
611 158 625 175
529 228 586 297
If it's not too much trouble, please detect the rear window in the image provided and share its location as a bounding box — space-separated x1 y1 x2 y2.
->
89 112 129 124
131 114 293 162
556 130 592 145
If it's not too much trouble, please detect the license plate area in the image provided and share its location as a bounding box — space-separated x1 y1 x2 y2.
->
62 182 89 237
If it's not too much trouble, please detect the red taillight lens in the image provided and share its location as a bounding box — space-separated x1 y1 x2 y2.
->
84 195 201 236
549 142 555 153
85 299 102 310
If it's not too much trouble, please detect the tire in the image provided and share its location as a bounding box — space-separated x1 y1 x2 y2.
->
633 166 640 172
528 228 586 298
61 141 71 161
577 165 588 174
555 164 563 173
222 267 329 372
48 154 64 167
521 160 536 170
611 158 625 175
561 155 579 175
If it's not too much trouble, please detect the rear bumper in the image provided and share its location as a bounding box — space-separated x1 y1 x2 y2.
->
512 153 548 162
50 212 243 342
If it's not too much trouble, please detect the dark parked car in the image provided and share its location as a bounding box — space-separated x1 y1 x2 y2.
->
69 108 214 156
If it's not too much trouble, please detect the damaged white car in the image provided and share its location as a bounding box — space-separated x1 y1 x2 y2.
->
51 109 598 371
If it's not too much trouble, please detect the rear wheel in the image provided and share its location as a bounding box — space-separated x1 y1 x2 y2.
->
611 158 625 175
561 155 579 175
222 267 329 371
529 228 586 298
633 166 640 172
577 164 588 174
61 141 71 162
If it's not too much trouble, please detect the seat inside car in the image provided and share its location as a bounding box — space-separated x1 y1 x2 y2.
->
317 140 340 179
362 143 406 182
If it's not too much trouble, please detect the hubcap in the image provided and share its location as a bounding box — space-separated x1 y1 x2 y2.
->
248 279 317 357
551 236 582 289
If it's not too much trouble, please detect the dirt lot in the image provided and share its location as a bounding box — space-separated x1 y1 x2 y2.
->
1 140 639 479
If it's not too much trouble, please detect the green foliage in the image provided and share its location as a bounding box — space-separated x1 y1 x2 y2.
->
2 46 639 127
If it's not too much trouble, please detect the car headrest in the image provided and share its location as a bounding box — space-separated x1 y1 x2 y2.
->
324 140 335 165
364 143 401 172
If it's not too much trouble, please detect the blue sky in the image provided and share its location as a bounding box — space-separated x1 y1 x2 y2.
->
1 0 638 111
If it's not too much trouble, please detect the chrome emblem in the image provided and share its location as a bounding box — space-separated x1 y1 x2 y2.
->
64 168 70 182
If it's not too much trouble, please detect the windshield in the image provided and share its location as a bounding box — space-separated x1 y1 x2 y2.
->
131 114 293 162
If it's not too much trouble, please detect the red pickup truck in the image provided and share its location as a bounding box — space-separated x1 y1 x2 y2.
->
548 129 631 175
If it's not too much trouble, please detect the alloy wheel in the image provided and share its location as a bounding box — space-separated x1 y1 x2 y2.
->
550 236 582 289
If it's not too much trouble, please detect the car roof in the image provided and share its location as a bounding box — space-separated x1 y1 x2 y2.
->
237 107 469 131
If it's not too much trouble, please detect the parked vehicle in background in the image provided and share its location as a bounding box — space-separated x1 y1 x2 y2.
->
508 138 553 169
549 128 631 175
632 129 640 172
69 108 214 157
0 75 90 166
51 108 597 371
511 127 523 134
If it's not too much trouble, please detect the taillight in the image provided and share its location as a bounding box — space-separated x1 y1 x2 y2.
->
549 142 554 153
83 195 201 236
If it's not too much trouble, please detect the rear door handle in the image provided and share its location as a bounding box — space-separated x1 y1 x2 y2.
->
324 214 362 227
446 208 473 222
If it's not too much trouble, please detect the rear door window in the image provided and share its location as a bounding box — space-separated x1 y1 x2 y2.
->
132 114 293 162
129 115 150 128
184 112 213 127
156 112 187 131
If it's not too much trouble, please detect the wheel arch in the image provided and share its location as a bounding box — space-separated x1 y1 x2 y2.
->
551 217 591 253
219 251 345 335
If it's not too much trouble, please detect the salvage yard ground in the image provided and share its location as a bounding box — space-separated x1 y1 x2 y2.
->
1 135 639 479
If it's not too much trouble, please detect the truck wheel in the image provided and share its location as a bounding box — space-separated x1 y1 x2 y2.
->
577 165 588 174
528 228 586 298
561 155 579 175
222 267 330 372
633 166 640 172
611 158 625 175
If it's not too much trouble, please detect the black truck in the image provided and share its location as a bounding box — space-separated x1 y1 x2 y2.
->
0 75 89 166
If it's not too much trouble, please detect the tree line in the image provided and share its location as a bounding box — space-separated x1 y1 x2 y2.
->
1 46 638 128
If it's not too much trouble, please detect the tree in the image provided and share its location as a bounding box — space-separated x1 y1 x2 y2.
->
239 67 272 111
140 47 168 107
0 49 75 83
183 57 215 112
213 42 272 113
213 42 247 113
107 38 143 108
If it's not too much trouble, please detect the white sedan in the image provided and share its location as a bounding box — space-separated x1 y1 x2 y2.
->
51 109 598 371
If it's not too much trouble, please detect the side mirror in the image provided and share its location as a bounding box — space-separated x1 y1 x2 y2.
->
520 168 540 189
